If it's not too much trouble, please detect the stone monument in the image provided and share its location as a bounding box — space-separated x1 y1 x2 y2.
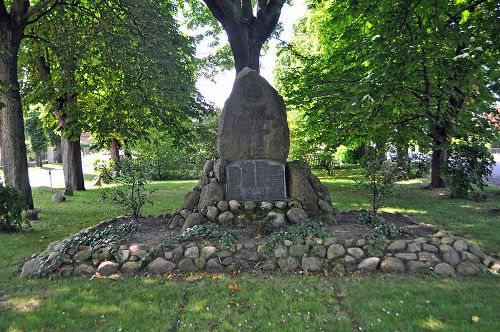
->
171 68 335 231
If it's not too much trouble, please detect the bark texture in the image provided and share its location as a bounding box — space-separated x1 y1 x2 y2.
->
203 0 285 72
61 137 85 191
110 137 120 172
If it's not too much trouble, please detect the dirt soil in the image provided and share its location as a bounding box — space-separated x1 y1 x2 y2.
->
116 211 438 248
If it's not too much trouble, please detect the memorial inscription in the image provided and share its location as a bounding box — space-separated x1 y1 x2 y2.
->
226 159 287 201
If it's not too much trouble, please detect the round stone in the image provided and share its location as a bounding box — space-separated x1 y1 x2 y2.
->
277 257 299 272
206 206 219 220
434 263 455 276
73 264 96 276
121 261 141 273
357 257 380 272
344 255 356 265
461 251 480 263
195 258 206 269
453 239 468 252
387 240 406 251
395 253 418 261
182 213 204 232
147 257 176 274
178 259 198 272
97 261 120 276
422 244 438 253
301 257 322 272
200 246 217 260
184 246 200 259
289 244 307 257
51 193 66 203
268 211 286 228
274 245 287 259
407 243 421 253
218 211 234 225
380 257 405 273
229 200 241 211
283 240 293 247
261 201 274 210
286 207 308 224
407 261 430 274
456 261 480 275
347 247 364 260
217 201 229 212
441 249 460 266
288 201 302 209
275 201 287 209
244 201 257 210
205 258 223 273
327 244 346 260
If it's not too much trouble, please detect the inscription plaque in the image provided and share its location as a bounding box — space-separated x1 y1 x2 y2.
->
226 159 287 201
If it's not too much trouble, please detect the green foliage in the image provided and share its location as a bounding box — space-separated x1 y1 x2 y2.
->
100 159 156 219
408 152 432 178
357 151 400 215
270 219 329 245
36 221 139 277
0 184 30 232
92 159 115 184
445 142 495 198
24 109 48 154
358 210 412 240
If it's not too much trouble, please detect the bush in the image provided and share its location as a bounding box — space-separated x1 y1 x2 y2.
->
93 159 115 184
445 142 494 198
100 159 156 219
408 152 431 178
0 184 30 232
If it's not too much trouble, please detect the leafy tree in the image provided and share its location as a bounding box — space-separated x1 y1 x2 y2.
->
276 0 499 188
24 109 48 167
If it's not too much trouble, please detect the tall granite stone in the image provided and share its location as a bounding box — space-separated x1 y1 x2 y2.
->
218 67 290 163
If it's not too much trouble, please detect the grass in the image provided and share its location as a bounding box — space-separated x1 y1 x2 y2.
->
1 169 499 331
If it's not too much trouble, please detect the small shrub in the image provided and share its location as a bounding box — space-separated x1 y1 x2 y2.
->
100 159 156 219
408 152 431 178
358 210 412 239
0 184 30 232
93 159 115 184
445 142 494 198
270 219 328 245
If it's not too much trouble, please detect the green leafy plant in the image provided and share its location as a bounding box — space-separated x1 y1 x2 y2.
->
93 159 115 184
270 219 328 245
358 210 412 240
408 152 431 178
445 142 494 198
100 159 156 219
0 184 30 232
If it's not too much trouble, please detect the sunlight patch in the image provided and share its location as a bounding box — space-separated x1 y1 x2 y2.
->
422 317 448 330
2 297 43 313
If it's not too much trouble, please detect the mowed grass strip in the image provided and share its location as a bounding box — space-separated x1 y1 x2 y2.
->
0 170 499 331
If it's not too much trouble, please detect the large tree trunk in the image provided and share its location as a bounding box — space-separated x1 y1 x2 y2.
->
430 148 446 188
0 23 34 208
62 136 85 192
35 152 43 167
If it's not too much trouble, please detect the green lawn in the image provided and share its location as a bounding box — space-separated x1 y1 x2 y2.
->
1 171 499 331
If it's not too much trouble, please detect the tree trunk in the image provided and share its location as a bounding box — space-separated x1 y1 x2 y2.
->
35 152 43 167
62 136 85 192
226 23 262 72
0 24 33 208
110 137 120 172
430 148 446 188
54 137 62 163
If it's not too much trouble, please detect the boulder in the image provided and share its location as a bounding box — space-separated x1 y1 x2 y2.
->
181 190 201 211
347 247 364 260
277 257 299 272
147 257 176 274
217 211 234 225
289 244 307 257
434 263 455 276
203 160 214 176
244 201 257 210
205 258 224 273
229 200 241 211
97 261 120 276
178 259 198 272
206 206 219 221
387 240 406 251
301 257 322 272
182 213 204 232
286 207 308 224
407 261 430 274
327 244 346 260
357 257 380 272
380 257 405 273
198 183 224 211
286 161 331 215
217 201 229 212
184 246 200 259
261 201 274 210
217 67 290 163
51 193 66 203
169 215 184 229
268 211 286 228
121 261 141 273
20 257 42 278
213 159 229 183
456 261 481 275
200 246 217 260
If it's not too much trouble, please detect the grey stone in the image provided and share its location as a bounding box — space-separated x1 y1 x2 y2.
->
205 258 223 273
184 246 200 259
318 200 334 214
195 258 206 269
216 201 229 212
457 261 480 275
380 258 405 273
286 207 308 224
217 67 290 163
347 247 364 260
197 175 209 189
200 246 217 260
182 213 204 232
58 265 74 277
344 255 356 265
73 264 95 277
97 261 120 276
221 257 234 266
169 215 184 229
301 257 322 272
395 253 418 261
387 240 406 251
275 201 287 209
357 257 380 272
244 201 257 210
198 183 225 211
355 239 366 247
312 245 326 258
274 245 287 258
428 237 441 246
268 211 286 228
422 244 438 253
203 160 214 176
228 200 241 211
206 206 219 220
179 209 191 219
289 244 307 257
441 236 456 245
181 190 201 211
283 240 293 247
178 259 198 272
418 252 441 263
413 237 427 244
214 159 229 183
407 243 421 253
121 261 141 273
217 250 232 258
20 257 42 278
453 239 468 252
468 244 485 259
407 261 431 274
278 257 300 272
218 211 234 225
286 161 331 215
51 193 66 203
164 252 173 260
288 201 302 209
261 201 274 210
118 250 130 264
172 246 184 261
434 263 455 276
442 249 460 266
148 257 175 274
324 238 336 247
461 251 480 263
327 244 346 259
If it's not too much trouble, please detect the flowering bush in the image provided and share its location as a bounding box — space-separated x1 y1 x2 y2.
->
408 152 431 178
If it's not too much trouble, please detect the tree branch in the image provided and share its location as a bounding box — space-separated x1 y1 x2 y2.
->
27 0 61 25
447 0 488 24
0 0 8 19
